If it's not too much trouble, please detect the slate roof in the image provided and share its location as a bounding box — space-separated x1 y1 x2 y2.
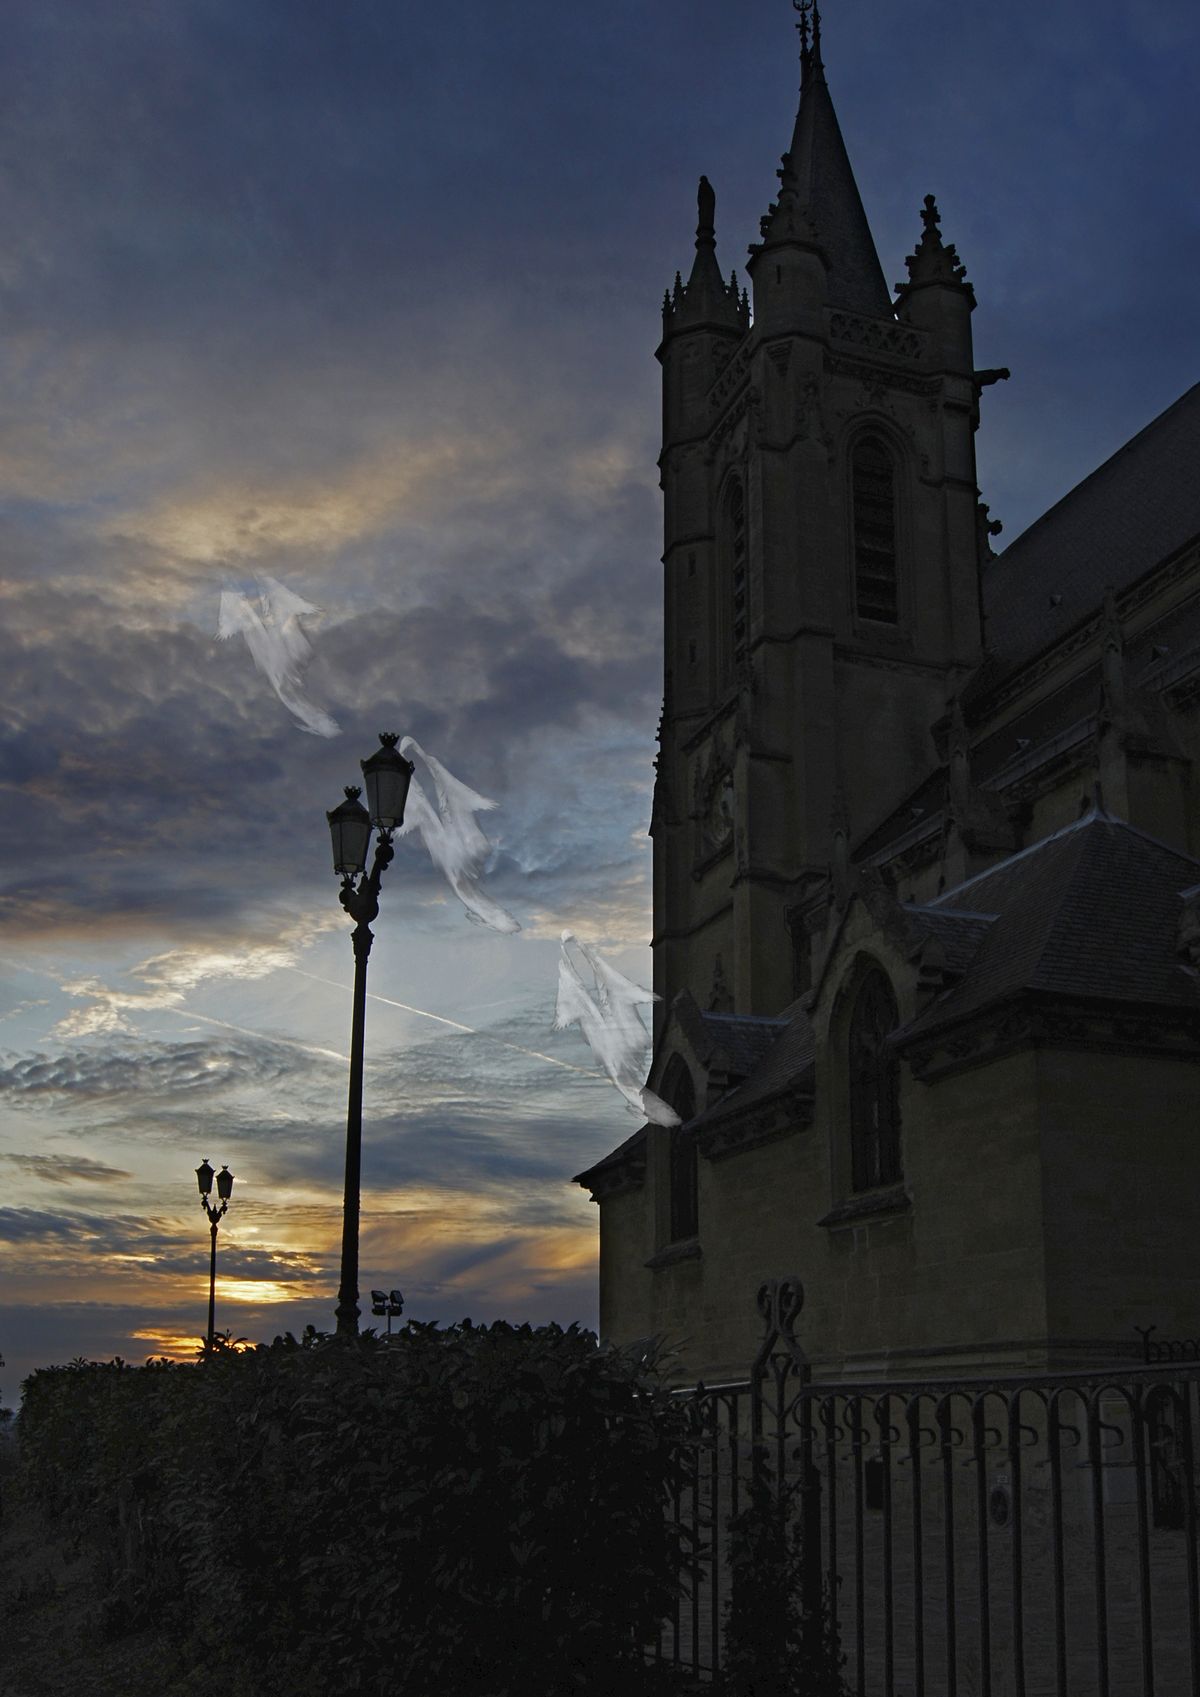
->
975 382 1200 690
699 1011 790 1077
571 1123 645 1188
699 1012 817 1127
572 1011 809 1189
897 805 1200 1043
906 907 997 976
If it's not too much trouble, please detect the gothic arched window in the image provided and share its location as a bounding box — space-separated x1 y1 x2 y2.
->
848 968 902 1191
662 1056 698 1242
719 477 748 677
852 437 899 625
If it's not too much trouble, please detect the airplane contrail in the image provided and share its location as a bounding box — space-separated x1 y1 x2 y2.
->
286 967 602 1078
159 1002 351 1066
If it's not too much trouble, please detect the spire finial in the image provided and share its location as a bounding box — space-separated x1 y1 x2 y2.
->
792 0 823 79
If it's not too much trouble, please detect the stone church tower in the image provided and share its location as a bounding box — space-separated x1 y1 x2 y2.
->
578 8 1200 1385
653 19 992 1025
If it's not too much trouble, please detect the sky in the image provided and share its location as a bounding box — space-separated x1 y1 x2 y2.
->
1 0 1197 1400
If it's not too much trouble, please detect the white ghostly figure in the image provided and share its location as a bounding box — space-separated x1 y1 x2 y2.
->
553 931 680 1126
217 576 339 738
397 737 520 934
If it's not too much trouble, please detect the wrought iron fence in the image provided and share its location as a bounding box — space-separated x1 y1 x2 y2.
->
653 1278 1200 1696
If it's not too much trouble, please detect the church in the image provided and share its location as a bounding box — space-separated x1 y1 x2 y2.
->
575 6 1200 1387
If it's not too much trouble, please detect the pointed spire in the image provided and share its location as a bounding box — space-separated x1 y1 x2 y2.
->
750 5 891 317
895 195 975 304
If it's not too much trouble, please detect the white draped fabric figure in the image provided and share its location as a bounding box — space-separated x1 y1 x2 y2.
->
553 931 679 1126
397 738 520 935
217 576 340 738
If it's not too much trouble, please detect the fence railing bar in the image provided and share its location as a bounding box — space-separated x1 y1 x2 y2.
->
939 1397 959 1697
1127 1387 1154 1697
824 1397 840 1657
1048 1391 1068 1697
852 1395 866 1697
1180 1379 1200 1694
879 1398 895 1697
1010 1388 1026 1697
972 1396 993 1697
708 1395 720 1679
907 1398 925 1695
1087 1391 1111 1697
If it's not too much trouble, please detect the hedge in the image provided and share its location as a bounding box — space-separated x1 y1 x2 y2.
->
18 1322 702 1696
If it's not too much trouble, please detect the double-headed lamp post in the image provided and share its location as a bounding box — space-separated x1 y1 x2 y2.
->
326 732 414 1338
195 1158 234 1348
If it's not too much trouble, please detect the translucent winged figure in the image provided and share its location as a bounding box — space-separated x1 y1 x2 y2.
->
553 931 680 1126
397 738 521 934
217 575 340 738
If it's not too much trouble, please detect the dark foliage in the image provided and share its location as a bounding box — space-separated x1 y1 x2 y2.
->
18 1321 699 1696
722 1465 850 1697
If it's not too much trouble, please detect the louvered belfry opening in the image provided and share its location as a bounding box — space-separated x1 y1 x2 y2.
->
848 966 902 1190
852 435 899 624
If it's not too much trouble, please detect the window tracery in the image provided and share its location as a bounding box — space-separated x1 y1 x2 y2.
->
848 967 902 1190
661 1056 699 1241
852 436 899 624
719 476 748 677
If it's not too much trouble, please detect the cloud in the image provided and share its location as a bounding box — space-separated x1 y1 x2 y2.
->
1 1153 132 1185
0 1036 313 1104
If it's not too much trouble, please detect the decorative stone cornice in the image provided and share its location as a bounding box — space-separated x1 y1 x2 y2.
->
827 309 928 362
698 1084 814 1163
578 1153 646 1203
644 1238 703 1271
900 994 1200 1082
824 352 941 398
817 1182 912 1230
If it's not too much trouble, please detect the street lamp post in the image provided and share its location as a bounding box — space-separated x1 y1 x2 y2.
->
327 732 413 1338
195 1158 235 1347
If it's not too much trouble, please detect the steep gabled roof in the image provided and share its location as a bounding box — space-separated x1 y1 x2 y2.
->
978 382 1200 687
698 1011 816 1127
898 804 1200 1042
571 1007 794 1193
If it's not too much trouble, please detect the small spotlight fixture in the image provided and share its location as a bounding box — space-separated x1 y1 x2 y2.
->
370 1286 405 1336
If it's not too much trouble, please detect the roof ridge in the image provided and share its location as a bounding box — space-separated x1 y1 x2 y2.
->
925 801 1200 910
927 806 1098 905
701 1010 789 1024
905 903 999 923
